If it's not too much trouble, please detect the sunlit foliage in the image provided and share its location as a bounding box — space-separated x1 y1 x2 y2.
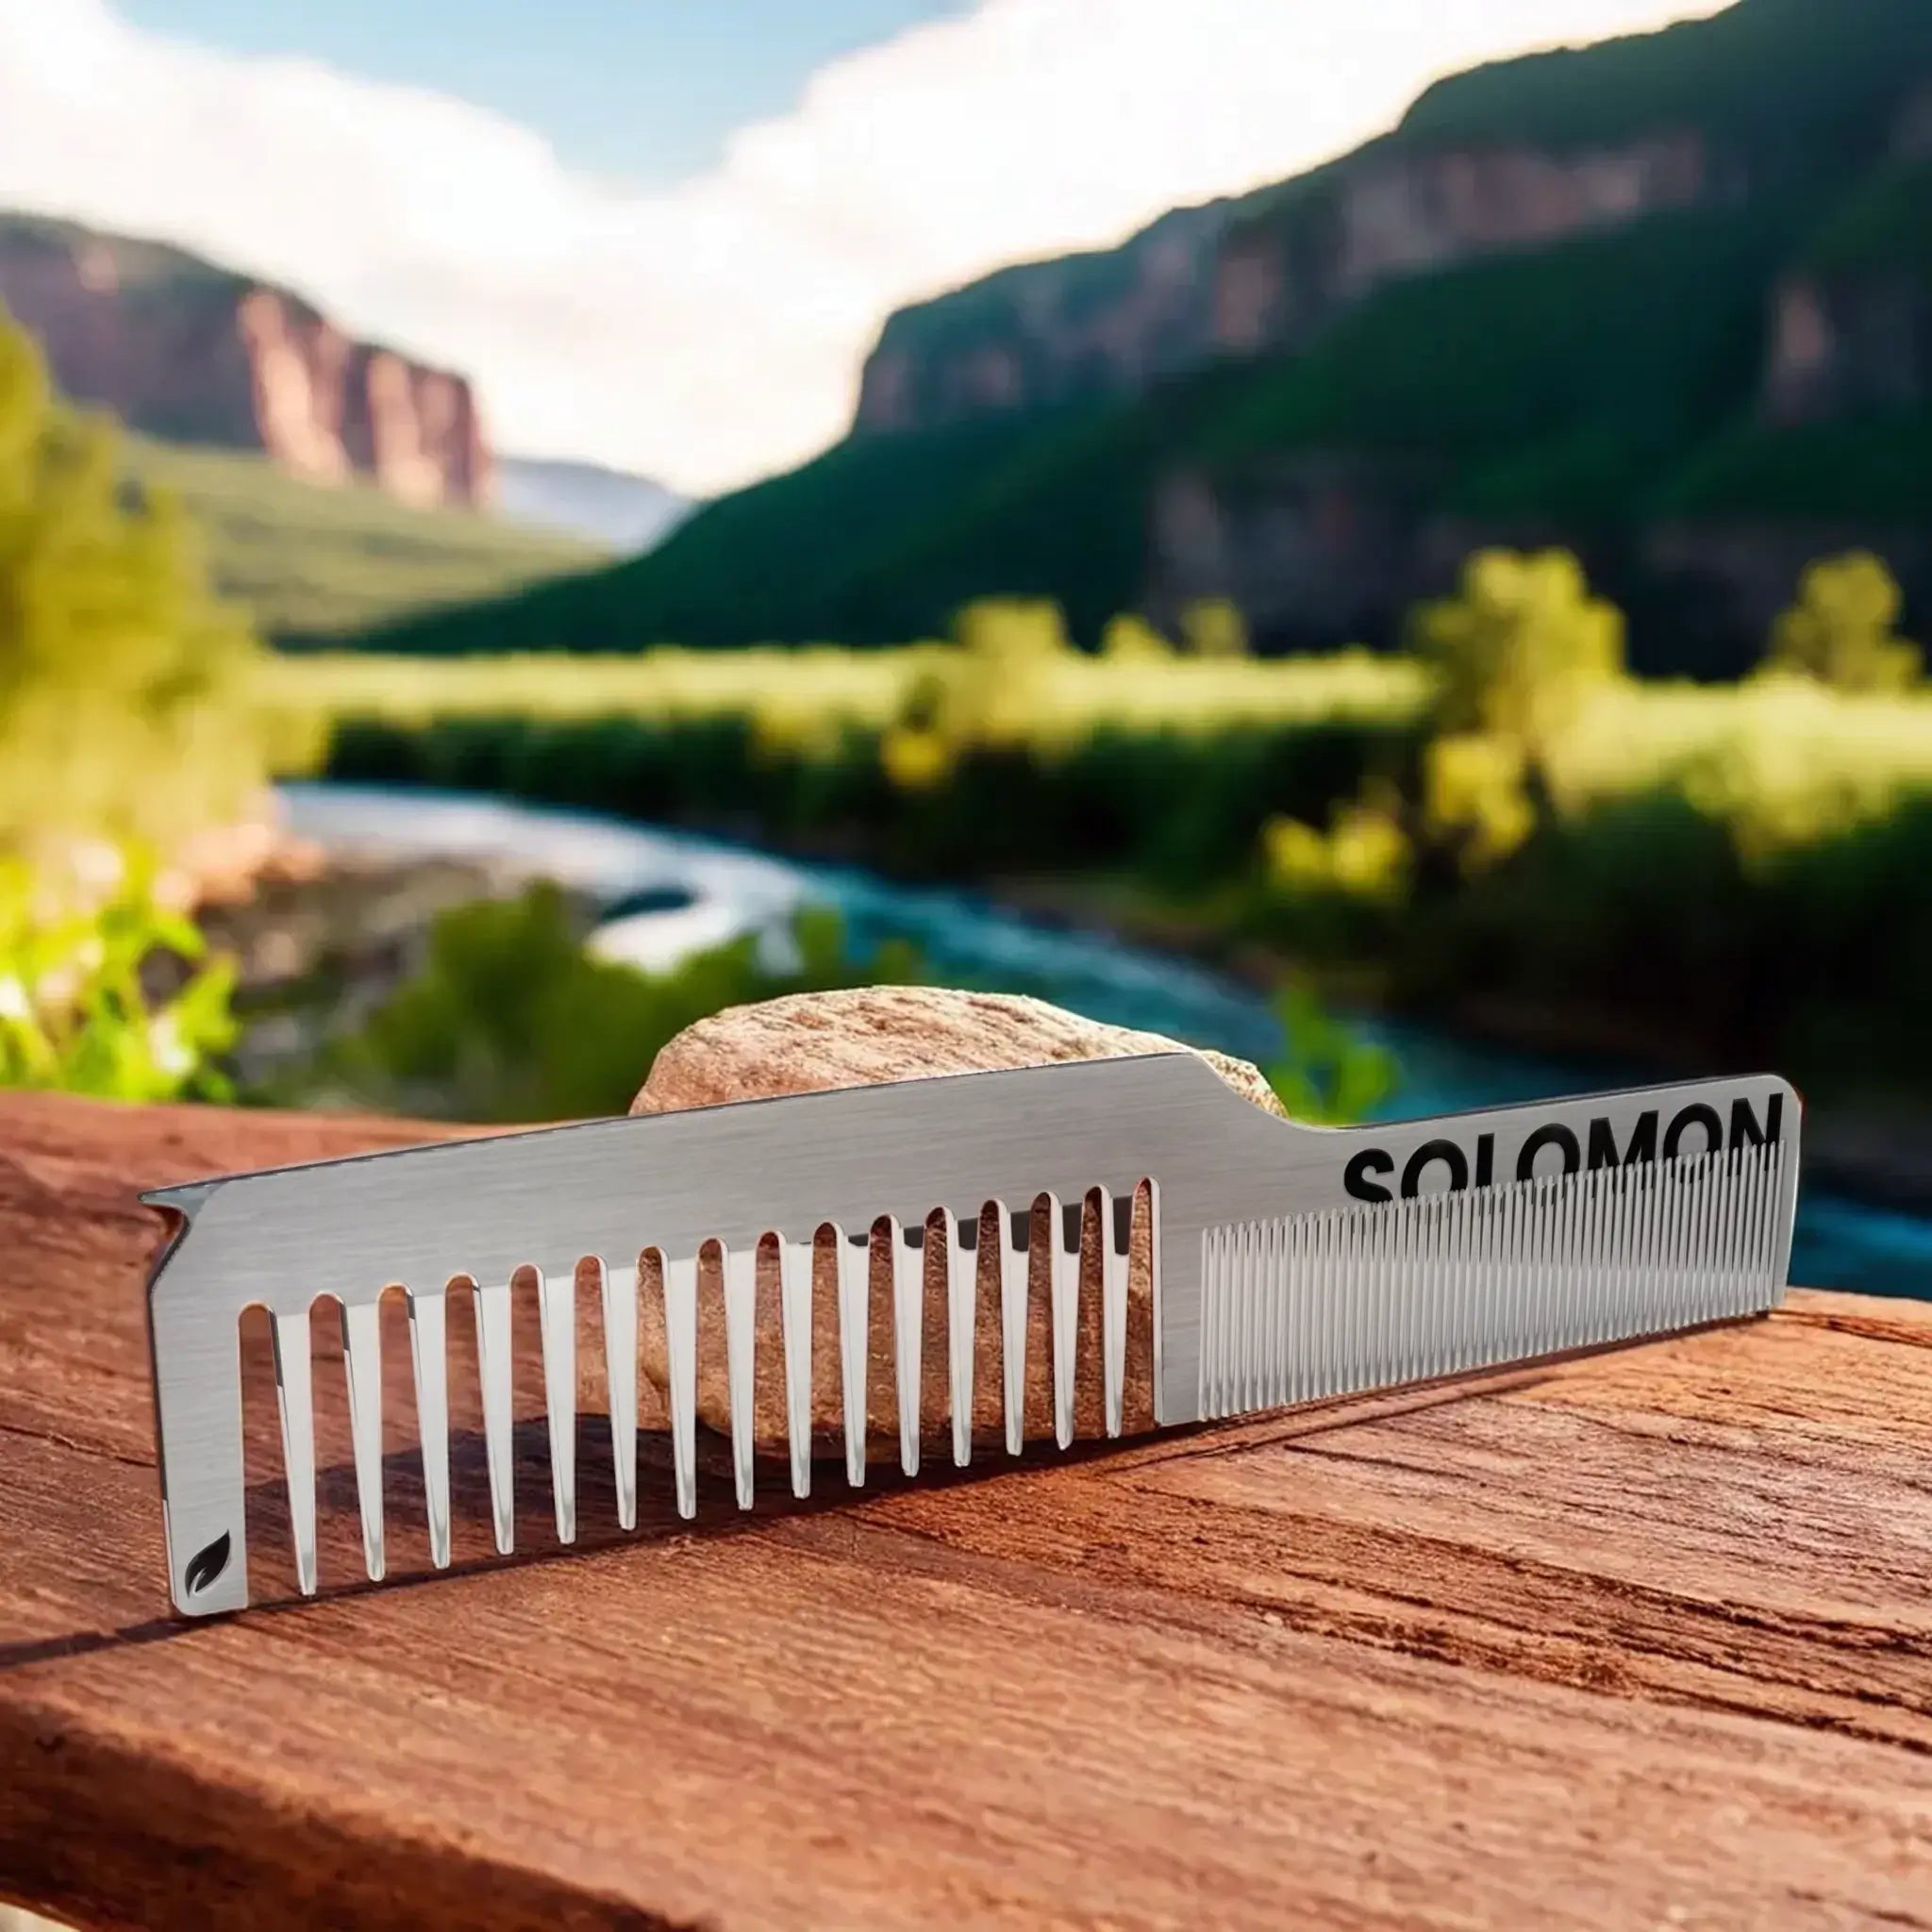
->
324 890 924 1123
1765 551 1922 694
0 307 268 869
0 852 238 1100
1407 548 1625 752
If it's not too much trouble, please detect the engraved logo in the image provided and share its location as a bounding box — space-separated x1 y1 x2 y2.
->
184 1531 232 1596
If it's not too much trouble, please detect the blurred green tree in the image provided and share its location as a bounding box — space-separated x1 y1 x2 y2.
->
0 853 238 1100
325 885 925 1122
1265 980 1399 1126
1407 548 1625 753
1099 611 1173 661
1180 597 1250 659
0 306 266 868
1765 551 1922 692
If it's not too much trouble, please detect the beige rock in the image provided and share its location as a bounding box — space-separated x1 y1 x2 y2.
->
606 986 1284 1463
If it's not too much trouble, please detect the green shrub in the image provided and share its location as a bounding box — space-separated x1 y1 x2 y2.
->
0 855 238 1101
323 887 924 1123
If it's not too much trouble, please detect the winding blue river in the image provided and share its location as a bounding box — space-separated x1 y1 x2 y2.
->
281 782 1930 1299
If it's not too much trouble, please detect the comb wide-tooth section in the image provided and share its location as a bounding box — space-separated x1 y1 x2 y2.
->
536 1268 576 1544
996 1203 1028 1456
836 1225 868 1488
269 1306 318 1596
779 1239 812 1500
890 1218 922 1478
406 1288 452 1570
339 1298 386 1582
1046 1194 1079 1449
662 1252 699 1521
475 1278 516 1555
599 1257 639 1533
1199 1141 1790 1421
722 1241 758 1509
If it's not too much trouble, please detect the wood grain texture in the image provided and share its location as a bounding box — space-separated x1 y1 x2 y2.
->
1 1088 1929 1931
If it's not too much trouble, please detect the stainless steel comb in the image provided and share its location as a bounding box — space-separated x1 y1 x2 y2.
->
142 1056 1801 1615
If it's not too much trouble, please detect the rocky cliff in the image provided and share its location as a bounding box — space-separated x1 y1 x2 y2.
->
1761 83 1932 425
359 0 1932 672
853 198 1237 433
0 213 492 509
855 126 1729 436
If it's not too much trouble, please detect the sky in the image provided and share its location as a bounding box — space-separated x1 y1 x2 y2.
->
0 0 1730 497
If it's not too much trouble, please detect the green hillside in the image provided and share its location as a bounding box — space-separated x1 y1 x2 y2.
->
128 441 605 643
1397 0 1929 158
352 0 1932 662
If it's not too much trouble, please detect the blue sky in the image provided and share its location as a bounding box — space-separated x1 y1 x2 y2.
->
119 0 966 184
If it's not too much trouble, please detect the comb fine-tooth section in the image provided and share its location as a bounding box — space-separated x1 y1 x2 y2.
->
1199 1141 1788 1421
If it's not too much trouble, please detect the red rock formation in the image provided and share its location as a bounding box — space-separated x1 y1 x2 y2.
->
0 214 493 508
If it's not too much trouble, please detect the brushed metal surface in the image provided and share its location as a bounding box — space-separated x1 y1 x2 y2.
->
143 1056 1801 1614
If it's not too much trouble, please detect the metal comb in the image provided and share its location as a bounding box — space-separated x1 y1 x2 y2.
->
142 1055 1801 1615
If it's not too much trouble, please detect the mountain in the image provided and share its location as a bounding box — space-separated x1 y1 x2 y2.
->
495 457 691 553
357 0 1932 674
0 211 492 509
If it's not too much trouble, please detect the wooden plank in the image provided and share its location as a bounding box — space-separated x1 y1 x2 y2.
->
1 1090 1928 1930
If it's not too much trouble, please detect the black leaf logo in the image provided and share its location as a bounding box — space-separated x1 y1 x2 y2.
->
184 1532 232 1596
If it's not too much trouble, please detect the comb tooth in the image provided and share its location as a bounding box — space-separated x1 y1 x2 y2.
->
536 1268 576 1544
722 1241 757 1510
339 1298 386 1582
599 1257 639 1533
944 1208 974 1469
998 1203 1027 1456
475 1278 516 1555
406 1288 451 1570
890 1217 922 1478
779 1239 812 1501
663 1252 698 1520
1048 1193 1078 1449
1101 1189 1128 1437
1146 1179 1165 1430
269 1305 319 1595
836 1225 868 1489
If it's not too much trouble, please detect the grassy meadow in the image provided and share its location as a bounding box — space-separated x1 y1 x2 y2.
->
266 597 1932 1098
129 440 606 644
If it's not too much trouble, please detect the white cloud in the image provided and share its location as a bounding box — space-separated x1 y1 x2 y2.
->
0 0 1728 496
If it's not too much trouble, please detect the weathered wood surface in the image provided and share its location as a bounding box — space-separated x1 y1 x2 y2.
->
2 1088 1930 1929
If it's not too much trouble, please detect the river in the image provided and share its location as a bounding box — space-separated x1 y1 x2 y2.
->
280 782 1930 1299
